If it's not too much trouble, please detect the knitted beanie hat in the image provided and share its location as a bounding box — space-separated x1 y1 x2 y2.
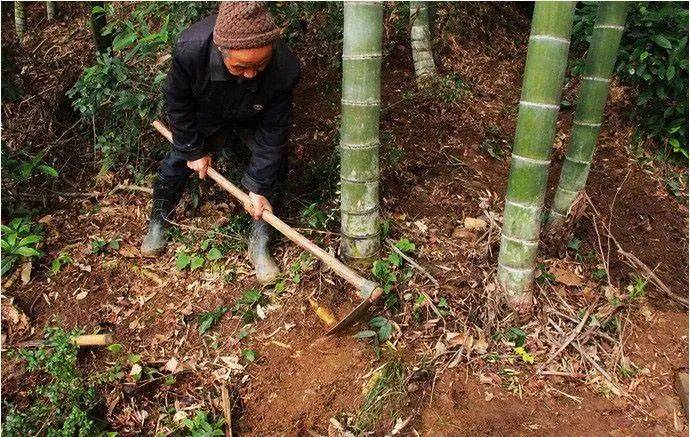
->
213 1 281 50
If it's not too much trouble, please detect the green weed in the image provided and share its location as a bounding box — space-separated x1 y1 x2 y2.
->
50 251 73 275
1 217 44 276
2 327 109 436
182 410 225 437
91 236 121 255
198 306 229 335
354 358 407 432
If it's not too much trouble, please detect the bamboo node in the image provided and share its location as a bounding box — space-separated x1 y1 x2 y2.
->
519 100 559 111
341 99 380 107
573 120 601 128
501 233 539 246
511 154 551 165
505 199 542 212
340 140 380 150
342 53 382 60
498 262 534 274
582 76 611 83
529 35 570 45
564 155 591 166
593 24 624 31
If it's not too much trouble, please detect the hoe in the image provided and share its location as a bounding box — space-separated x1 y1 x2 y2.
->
152 121 382 335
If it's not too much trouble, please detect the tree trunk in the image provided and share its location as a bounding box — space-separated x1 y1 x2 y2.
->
89 1 111 54
14 2 26 42
548 2 628 228
497 1 576 314
340 1 383 260
46 1 57 20
410 1 436 79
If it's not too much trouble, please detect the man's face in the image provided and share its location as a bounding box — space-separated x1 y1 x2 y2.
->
221 45 273 79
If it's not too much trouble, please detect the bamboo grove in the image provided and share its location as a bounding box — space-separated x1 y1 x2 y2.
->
336 1 630 316
11 2 632 318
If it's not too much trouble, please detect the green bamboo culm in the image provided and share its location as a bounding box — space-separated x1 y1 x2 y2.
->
340 1 383 260
14 1 26 42
46 1 57 20
89 1 111 54
497 1 576 313
548 2 628 228
410 1 436 79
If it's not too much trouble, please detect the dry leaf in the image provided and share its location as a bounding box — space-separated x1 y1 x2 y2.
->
550 267 584 287
464 217 487 230
414 220 428 233
20 262 32 284
484 391 494 401
451 227 477 241
118 244 139 258
75 290 88 300
164 357 179 373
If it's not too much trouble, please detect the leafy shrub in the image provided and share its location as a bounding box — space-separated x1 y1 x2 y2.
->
2 328 108 436
572 2 688 158
68 2 217 176
1 217 44 276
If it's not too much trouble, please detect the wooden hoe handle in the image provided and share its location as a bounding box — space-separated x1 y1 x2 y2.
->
151 121 380 299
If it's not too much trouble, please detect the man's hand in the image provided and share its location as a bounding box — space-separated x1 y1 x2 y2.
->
245 192 272 220
187 156 212 179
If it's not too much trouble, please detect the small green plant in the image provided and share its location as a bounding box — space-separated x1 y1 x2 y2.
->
354 316 394 358
2 148 59 183
372 239 416 308
2 327 108 435
198 306 228 335
628 276 647 300
591 267 608 281
231 289 266 323
176 250 204 271
242 348 257 363
288 252 314 284
91 236 121 255
535 263 555 285
1 217 44 276
182 410 225 437
417 72 467 104
50 251 73 275
301 203 331 229
354 358 406 432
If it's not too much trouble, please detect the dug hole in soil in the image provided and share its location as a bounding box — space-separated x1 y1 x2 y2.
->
1 3 688 436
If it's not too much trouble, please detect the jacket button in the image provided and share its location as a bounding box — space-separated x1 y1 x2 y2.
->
252 104 264 112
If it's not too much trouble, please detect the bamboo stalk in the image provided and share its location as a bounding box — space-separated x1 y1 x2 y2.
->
340 1 383 260
14 2 26 42
549 2 628 228
89 1 111 54
410 1 436 79
497 1 576 314
46 1 57 20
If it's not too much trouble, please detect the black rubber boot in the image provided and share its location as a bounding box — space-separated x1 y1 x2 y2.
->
140 177 185 257
248 219 280 285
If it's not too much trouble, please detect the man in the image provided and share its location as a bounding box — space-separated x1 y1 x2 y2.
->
140 2 300 285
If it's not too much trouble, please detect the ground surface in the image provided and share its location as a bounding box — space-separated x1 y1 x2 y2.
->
2 3 688 436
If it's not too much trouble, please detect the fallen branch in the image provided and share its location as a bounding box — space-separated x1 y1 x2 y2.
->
221 384 233 437
538 307 592 373
386 238 439 286
584 194 688 308
108 184 153 196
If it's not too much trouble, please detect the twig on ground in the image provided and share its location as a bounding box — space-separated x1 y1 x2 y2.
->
538 307 592 373
108 184 153 196
163 217 244 241
584 194 688 308
221 384 233 437
386 238 439 286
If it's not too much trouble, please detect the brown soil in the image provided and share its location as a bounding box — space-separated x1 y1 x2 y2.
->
2 3 688 436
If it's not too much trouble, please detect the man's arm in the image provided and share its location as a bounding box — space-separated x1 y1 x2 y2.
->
164 44 206 162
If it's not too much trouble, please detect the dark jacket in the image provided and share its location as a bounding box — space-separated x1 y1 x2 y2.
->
164 15 300 197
